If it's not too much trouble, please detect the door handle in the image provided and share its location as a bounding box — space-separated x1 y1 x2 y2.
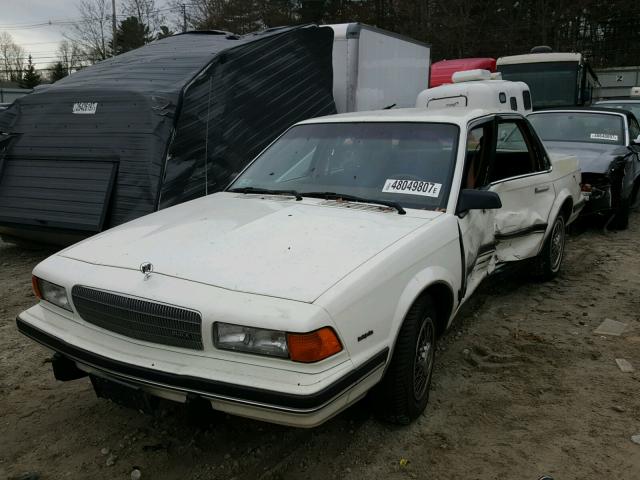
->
535 185 550 193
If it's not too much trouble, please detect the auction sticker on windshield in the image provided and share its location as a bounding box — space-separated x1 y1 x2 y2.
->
382 179 442 197
590 133 618 141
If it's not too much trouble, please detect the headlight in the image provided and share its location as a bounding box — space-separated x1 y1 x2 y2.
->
32 275 72 311
214 323 288 358
213 322 342 362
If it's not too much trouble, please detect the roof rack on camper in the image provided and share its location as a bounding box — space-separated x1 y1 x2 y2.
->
415 69 533 114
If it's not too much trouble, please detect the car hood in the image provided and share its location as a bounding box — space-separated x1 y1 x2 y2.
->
60 193 436 303
543 141 627 175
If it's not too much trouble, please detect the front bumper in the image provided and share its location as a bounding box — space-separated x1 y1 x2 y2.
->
16 315 388 427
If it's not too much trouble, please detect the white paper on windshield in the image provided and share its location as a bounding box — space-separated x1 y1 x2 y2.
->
382 179 442 198
590 133 618 141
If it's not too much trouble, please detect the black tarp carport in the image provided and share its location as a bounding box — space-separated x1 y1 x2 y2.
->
0 25 336 241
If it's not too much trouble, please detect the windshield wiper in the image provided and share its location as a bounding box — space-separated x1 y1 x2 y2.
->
300 191 406 215
228 186 302 201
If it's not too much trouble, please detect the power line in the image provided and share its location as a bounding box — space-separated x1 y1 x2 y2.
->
0 5 196 30
7 40 65 46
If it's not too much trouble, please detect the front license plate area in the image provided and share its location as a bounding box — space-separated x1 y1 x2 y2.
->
90 374 157 413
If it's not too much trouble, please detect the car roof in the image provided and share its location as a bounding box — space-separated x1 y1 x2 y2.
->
596 99 640 104
297 107 509 126
529 106 634 119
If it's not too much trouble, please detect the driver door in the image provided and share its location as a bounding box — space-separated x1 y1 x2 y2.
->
457 119 498 300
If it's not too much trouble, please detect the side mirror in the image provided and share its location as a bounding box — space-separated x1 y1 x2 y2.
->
632 134 640 145
456 189 502 215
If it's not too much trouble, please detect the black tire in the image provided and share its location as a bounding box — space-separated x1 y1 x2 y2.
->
533 214 566 280
375 296 437 425
610 196 630 230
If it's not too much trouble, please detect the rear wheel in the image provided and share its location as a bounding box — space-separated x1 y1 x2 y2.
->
375 296 437 425
533 214 566 280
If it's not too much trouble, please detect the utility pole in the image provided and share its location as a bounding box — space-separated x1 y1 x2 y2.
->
111 0 117 56
181 4 187 33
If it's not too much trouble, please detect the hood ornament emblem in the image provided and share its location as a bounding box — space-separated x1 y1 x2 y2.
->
140 262 153 279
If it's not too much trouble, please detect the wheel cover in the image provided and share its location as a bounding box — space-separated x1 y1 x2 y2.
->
550 218 565 272
413 317 435 400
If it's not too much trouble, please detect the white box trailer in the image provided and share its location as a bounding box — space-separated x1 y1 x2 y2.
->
326 23 431 113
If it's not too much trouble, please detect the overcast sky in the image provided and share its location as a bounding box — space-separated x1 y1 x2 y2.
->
0 0 173 67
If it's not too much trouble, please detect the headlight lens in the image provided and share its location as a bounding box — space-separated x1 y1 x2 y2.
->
213 322 343 362
214 323 289 358
33 276 72 311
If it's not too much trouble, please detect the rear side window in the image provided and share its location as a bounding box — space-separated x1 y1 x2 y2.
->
523 91 532 110
491 121 541 182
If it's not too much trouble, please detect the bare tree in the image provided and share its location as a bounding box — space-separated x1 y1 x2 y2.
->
0 32 25 82
57 40 84 74
122 0 165 34
64 0 113 63
165 0 267 34
57 0 640 69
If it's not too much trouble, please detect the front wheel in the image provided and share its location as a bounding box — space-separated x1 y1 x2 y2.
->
374 296 437 425
533 214 566 280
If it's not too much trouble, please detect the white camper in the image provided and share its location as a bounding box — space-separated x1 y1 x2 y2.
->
326 23 431 113
415 69 533 114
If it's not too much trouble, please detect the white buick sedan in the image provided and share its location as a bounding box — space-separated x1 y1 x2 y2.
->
18 102 583 427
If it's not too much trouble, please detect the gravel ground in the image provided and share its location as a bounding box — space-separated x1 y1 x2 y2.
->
1 215 639 480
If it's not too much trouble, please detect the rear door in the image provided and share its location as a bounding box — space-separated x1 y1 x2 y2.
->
489 116 555 262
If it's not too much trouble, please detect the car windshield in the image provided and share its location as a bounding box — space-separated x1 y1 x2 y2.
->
597 102 640 120
229 122 459 210
528 112 624 145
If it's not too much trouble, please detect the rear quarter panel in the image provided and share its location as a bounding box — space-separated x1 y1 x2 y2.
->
543 153 583 238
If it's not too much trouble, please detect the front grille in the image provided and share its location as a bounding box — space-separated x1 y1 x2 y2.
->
71 286 203 350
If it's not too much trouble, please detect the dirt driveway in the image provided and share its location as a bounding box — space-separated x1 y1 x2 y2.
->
1 215 639 480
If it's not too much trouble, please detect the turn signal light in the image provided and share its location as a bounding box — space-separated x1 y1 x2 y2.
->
287 327 342 363
32 275 42 299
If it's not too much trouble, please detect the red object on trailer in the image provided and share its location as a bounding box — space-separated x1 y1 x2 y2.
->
430 58 497 87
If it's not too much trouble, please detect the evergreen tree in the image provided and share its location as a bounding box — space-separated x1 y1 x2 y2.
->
109 16 153 54
184 0 640 68
157 25 175 39
299 0 327 23
49 62 68 82
20 55 41 89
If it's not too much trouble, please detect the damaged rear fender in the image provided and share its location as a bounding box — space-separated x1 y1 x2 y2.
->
541 191 574 246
